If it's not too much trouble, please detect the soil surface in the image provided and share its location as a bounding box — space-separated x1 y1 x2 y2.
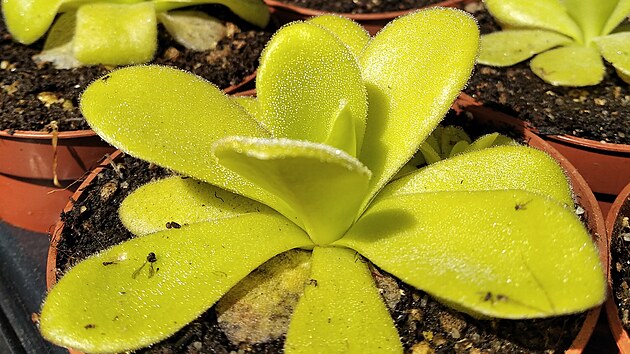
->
462 1 630 145
271 0 445 14
610 196 630 333
0 5 272 133
54 117 587 353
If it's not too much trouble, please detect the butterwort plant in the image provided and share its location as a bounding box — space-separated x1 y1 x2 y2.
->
478 0 630 86
1 0 269 67
39 9 606 353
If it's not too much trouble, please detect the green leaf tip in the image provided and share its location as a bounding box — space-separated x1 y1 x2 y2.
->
481 0 630 86
2 0 269 66
41 6 607 354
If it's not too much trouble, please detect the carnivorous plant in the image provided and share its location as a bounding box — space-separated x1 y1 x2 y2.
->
478 0 630 86
1 0 269 67
39 9 605 353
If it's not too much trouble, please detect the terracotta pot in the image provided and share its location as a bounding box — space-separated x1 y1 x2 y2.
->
456 93 630 216
265 0 470 35
0 129 114 233
46 109 607 352
605 182 630 353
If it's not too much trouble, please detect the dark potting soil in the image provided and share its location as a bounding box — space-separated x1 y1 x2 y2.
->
462 1 630 145
53 121 586 353
0 5 272 133
610 196 630 333
271 0 445 14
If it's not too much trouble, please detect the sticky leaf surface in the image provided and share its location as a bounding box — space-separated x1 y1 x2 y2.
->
80 66 293 218
337 191 605 318
478 30 573 66
380 145 574 207
308 15 370 57
257 22 367 156
285 247 401 354
1 0 62 44
213 137 372 245
595 32 630 82
74 2 157 65
40 214 312 353
120 176 273 236
359 8 478 207
530 45 605 86
483 0 582 41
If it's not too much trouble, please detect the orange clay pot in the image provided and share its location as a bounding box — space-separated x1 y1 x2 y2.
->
605 181 630 353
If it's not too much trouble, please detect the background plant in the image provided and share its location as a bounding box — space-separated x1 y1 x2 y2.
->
39 9 605 353
1 0 269 67
478 0 630 86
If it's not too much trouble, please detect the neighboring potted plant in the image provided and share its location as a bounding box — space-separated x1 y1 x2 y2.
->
264 0 470 34
0 0 271 232
460 0 630 212
606 181 630 353
38 9 606 353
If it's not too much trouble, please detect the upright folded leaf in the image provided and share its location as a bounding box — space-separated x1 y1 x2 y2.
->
257 22 367 157
562 0 618 42
359 8 479 207
213 137 372 245
308 15 370 57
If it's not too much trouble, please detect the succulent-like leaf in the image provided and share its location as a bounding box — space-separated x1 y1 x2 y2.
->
562 0 618 43
74 2 157 65
359 8 479 209
120 176 273 236
213 137 372 245
594 32 630 83
257 22 367 157
80 66 296 219
32 12 81 69
483 0 582 42
308 15 370 58
602 0 630 35
336 190 605 318
153 0 270 28
1 0 62 44
40 213 312 353
478 30 573 67
530 45 605 86
231 95 261 121
158 11 227 51
379 145 574 207
465 133 517 153
284 247 402 354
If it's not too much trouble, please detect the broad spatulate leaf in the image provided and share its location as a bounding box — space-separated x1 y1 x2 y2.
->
337 190 605 318
40 214 312 353
285 247 401 354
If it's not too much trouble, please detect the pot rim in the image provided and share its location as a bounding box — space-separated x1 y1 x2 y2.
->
264 0 468 20
605 182 630 354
